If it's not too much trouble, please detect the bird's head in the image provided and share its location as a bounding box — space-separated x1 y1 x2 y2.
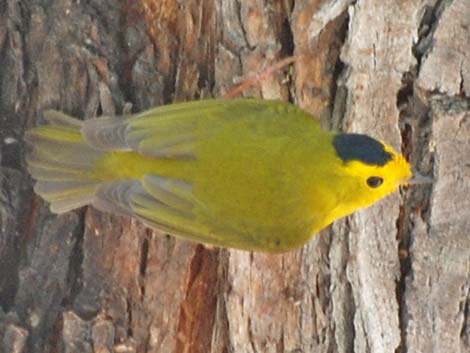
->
330 133 414 217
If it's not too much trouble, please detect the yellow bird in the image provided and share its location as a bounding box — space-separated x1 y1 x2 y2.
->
25 99 413 253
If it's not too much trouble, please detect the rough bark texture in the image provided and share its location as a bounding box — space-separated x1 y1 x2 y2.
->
0 0 469 353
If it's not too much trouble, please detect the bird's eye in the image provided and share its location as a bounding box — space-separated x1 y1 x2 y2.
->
367 176 383 188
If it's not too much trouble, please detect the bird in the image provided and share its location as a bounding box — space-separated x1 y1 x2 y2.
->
25 98 416 253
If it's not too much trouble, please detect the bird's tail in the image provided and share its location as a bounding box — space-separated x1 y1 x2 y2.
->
25 111 104 213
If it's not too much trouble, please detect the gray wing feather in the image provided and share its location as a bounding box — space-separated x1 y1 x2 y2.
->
141 175 194 212
92 176 196 224
92 180 139 216
126 114 198 158
43 110 83 129
81 113 197 158
82 117 131 151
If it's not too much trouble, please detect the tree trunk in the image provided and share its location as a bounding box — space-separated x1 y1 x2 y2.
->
0 0 469 352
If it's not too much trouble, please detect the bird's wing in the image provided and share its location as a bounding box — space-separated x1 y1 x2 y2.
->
92 175 234 247
81 98 316 158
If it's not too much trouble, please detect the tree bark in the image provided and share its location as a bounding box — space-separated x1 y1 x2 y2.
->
0 0 469 353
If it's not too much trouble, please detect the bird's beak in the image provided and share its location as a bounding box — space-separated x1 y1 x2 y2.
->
407 171 433 185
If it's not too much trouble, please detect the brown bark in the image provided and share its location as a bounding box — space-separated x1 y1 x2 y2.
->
0 0 469 353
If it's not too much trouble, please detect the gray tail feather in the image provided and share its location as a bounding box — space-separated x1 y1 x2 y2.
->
25 110 104 213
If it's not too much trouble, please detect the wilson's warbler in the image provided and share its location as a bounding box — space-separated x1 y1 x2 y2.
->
25 99 413 253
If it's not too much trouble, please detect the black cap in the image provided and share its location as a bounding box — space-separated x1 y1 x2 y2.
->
333 133 393 166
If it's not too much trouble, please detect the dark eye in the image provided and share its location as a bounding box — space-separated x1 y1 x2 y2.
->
367 176 383 188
